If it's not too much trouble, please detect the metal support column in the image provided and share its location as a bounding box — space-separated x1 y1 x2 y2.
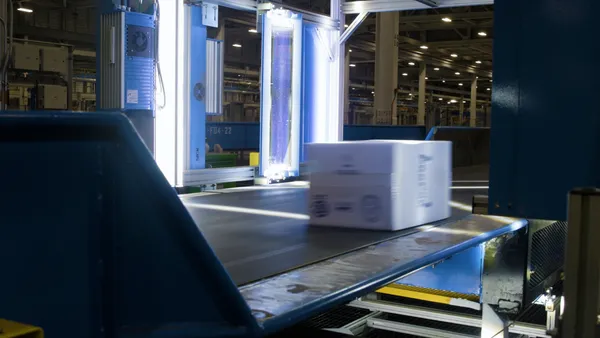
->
561 188 600 337
459 97 464 126
67 46 73 110
374 12 399 125
215 18 225 122
417 62 426 125
344 47 350 124
0 0 7 110
332 0 345 139
470 75 477 127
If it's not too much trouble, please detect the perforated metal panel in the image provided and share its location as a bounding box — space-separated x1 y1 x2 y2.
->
528 221 567 289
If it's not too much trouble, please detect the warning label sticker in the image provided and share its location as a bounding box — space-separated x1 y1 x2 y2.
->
126 89 139 104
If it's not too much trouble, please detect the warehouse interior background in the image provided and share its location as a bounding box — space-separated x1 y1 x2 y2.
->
5 0 492 127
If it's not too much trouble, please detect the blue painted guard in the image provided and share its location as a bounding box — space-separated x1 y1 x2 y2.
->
0 112 259 338
0 112 526 337
206 122 426 150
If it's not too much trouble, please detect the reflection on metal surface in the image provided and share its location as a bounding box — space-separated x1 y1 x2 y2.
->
239 214 526 329
183 202 310 220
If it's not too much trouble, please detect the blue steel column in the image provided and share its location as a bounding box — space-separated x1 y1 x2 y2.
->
188 5 207 169
489 0 600 220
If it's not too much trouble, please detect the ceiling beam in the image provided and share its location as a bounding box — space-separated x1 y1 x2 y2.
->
343 0 493 14
349 39 492 78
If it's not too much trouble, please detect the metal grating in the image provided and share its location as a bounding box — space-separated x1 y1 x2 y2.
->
303 306 372 329
529 221 567 288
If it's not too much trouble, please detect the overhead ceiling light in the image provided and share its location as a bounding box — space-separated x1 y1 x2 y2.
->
349 49 353 52
442 17 452 23
447 101 452 104
248 28 258 33
486 88 491 91
434 67 440 71
409 93 413 96
458 83 463 86
450 99 457 103
478 31 487 36
17 7 33 13
408 62 415 66
420 45 428 50
425 77 428 80
352 87 356 90
345 24 349 28
402 73 408 76
455 72 460 75
475 60 482 64
438 97 443 101
371 91 375 94
232 43 242 48
489 79 493 83
442 80 446 83
450 53 458 58
349 64 356 67
463 100 466 103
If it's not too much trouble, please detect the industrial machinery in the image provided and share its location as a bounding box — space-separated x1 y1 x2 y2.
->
98 2 156 153
1 0 598 337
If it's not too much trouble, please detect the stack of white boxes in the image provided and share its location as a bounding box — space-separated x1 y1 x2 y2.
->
306 140 452 231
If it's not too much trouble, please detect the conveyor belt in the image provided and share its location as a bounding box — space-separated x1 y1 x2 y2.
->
181 183 488 286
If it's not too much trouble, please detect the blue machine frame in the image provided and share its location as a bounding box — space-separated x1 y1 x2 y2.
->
0 112 527 338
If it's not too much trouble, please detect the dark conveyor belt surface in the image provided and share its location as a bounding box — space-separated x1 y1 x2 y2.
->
181 184 487 286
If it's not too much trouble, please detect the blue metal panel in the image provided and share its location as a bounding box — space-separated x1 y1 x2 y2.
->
205 123 426 150
396 244 484 296
188 6 207 169
343 125 426 141
241 216 527 334
206 122 260 150
0 111 260 338
124 12 155 111
300 23 317 163
490 0 600 220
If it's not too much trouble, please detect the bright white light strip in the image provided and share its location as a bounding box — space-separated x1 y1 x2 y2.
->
434 67 439 71
349 63 356 67
184 202 310 220
450 53 458 57
176 1 187 186
232 43 242 48
441 17 452 22
17 7 33 13
478 31 487 36
248 28 258 33
155 0 180 186
420 45 428 49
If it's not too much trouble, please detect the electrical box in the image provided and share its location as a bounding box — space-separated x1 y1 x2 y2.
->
99 11 155 111
13 44 40 71
38 85 68 110
40 47 68 75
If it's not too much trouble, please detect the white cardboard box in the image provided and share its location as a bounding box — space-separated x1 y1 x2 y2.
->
307 140 451 231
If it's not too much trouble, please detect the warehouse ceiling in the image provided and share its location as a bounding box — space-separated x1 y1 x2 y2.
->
13 0 493 98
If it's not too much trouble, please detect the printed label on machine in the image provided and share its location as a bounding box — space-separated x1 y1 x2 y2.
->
126 89 139 104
